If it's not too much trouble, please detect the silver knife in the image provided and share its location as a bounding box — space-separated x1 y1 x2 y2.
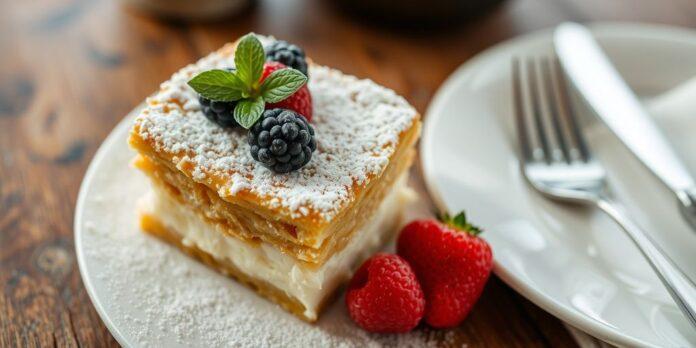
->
554 22 696 231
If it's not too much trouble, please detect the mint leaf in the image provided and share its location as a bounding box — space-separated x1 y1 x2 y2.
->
259 68 308 103
187 69 245 101
233 96 265 129
234 34 265 88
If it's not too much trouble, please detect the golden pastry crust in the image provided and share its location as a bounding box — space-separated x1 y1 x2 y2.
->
128 36 421 241
132 124 417 266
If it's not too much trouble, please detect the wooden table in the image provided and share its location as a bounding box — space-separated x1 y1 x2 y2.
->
1 0 694 346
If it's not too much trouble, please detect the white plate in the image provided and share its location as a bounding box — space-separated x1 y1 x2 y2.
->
421 23 696 347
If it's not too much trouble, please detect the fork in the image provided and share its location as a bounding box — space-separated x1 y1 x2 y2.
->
512 57 696 330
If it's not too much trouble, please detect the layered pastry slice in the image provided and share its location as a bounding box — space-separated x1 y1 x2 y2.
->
128 37 421 321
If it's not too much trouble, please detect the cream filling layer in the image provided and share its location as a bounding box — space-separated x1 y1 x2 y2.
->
139 174 412 320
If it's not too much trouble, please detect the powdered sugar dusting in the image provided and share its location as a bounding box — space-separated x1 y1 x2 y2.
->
78 118 462 347
133 43 418 221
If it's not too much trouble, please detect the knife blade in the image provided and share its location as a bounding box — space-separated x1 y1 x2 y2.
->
554 22 696 230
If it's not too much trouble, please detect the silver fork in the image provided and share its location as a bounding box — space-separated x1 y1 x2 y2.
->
512 57 696 330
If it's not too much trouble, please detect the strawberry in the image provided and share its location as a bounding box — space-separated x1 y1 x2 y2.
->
345 253 425 333
397 212 492 328
261 61 313 122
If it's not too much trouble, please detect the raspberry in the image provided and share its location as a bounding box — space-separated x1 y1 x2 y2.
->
262 62 313 122
345 253 425 333
265 40 309 77
248 108 316 173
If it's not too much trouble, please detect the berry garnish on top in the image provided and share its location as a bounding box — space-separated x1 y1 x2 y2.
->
187 34 308 129
345 253 425 333
187 34 315 174
262 62 313 121
265 40 309 77
248 108 316 173
397 212 492 328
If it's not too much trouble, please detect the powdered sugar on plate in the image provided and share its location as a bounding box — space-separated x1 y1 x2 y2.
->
76 110 462 348
132 40 419 221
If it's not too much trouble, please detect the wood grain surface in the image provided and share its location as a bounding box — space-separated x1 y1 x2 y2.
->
1 0 694 346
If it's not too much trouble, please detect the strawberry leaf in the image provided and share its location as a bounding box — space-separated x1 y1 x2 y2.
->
234 34 265 88
187 69 245 101
440 211 482 236
233 96 265 129
259 68 308 103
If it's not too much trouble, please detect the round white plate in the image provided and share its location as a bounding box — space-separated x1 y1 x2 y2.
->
421 23 696 347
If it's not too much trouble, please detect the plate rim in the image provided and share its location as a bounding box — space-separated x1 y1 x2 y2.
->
74 106 144 348
420 22 696 348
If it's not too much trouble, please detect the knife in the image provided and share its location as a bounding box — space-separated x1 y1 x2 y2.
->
554 22 696 231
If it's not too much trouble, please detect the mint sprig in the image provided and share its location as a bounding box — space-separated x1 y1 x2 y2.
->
186 33 308 129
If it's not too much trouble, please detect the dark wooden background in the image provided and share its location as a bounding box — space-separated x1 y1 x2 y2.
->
1 0 694 346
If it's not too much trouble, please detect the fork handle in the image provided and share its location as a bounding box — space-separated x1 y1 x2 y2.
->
597 198 696 329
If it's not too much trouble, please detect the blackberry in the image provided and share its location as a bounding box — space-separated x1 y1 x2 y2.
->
265 40 309 77
248 109 316 173
199 97 240 128
199 68 240 128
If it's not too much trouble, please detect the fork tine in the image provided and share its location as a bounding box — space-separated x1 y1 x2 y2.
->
526 58 552 162
540 57 571 163
553 58 591 162
512 58 533 161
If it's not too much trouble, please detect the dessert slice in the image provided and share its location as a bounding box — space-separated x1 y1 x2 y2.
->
128 35 421 321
